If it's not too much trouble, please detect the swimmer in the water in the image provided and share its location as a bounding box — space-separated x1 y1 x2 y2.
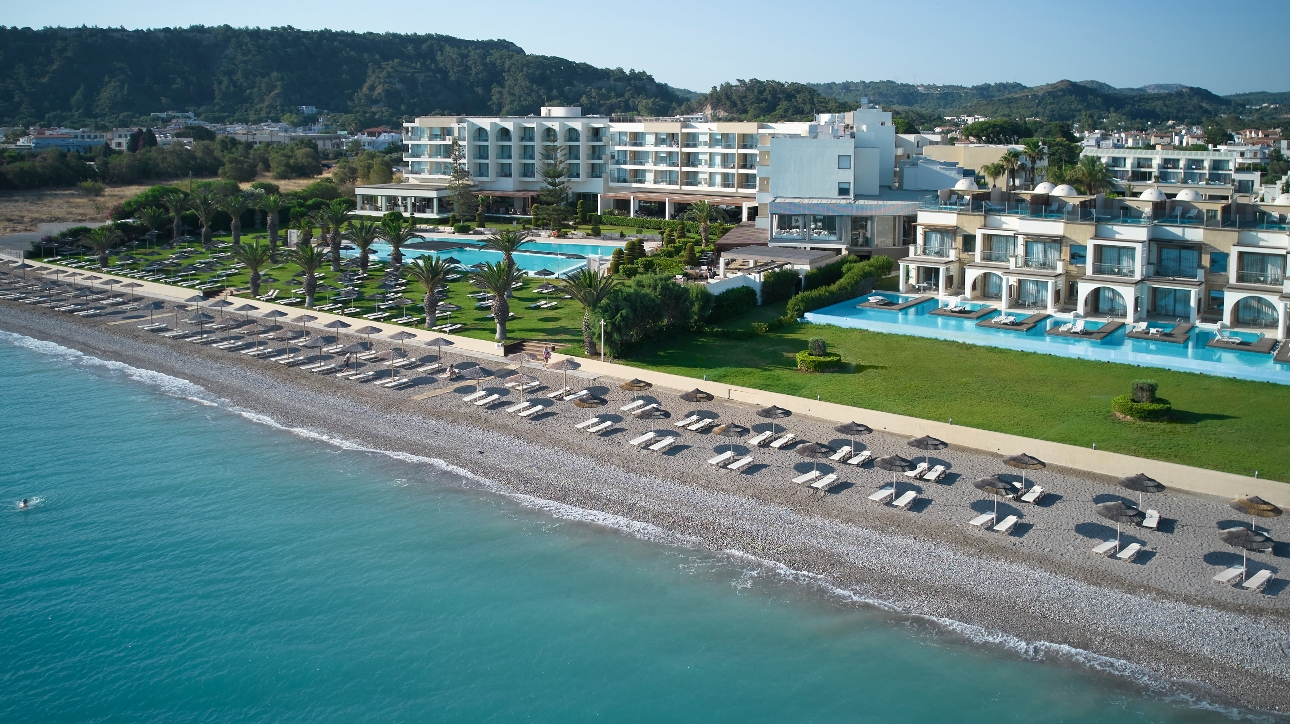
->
19 499 29 509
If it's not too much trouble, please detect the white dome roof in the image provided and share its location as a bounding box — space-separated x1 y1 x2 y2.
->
952 178 976 190
1138 187 1167 201
1175 189 1202 201
1051 184 1078 196
1274 193 1290 206
1032 182 1055 194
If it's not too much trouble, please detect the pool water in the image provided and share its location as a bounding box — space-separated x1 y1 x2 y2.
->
805 297 1289 385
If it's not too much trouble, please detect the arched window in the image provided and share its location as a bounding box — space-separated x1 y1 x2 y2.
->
496 127 512 142
1092 287 1127 316
474 127 489 143
1235 296 1278 327
566 127 580 142
979 273 1003 299
542 127 558 143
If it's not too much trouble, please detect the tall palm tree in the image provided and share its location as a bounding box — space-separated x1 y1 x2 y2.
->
220 192 256 247
257 194 285 259
294 216 315 248
157 187 187 241
188 192 220 248
288 243 326 308
378 214 418 273
470 260 524 341
981 162 1006 189
683 200 715 245
345 219 381 273
135 206 169 243
1021 140 1047 189
79 226 123 267
232 240 273 297
482 228 530 296
314 199 353 272
998 149 1022 192
561 268 619 356
1071 155 1116 195
404 255 453 329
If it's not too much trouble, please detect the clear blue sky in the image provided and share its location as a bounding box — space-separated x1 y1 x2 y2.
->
10 0 1289 95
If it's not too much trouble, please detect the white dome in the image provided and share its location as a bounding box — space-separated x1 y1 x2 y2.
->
1138 187 1167 201
952 178 976 190
1274 193 1290 206
1175 189 1202 201
1051 184 1078 196
1032 182 1055 194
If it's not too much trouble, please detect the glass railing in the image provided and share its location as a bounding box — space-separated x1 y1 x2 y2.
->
1235 270 1285 285
1092 263 1134 277
980 250 1009 262
1153 265 1199 278
916 246 953 258
1023 257 1059 271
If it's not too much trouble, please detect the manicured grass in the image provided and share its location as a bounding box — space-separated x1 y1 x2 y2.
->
622 301 1290 482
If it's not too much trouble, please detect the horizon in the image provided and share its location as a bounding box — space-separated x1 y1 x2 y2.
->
5 0 1290 97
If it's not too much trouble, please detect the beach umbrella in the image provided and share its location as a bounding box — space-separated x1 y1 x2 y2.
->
100 279 122 296
796 442 832 474
353 325 383 344
534 268 555 277
82 274 102 288
1004 453 1045 495
385 347 408 380
323 319 352 332
755 405 792 437
711 423 746 455
121 282 143 301
1229 496 1283 534
680 388 714 403
876 454 913 497
142 300 165 324
973 475 1015 517
387 330 417 353
1118 473 1166 509
834 421 872 455
547 357 580 390
340 341 370 371
1095 500 1144 547
621 378 652 391
906 435 947 470
572 396 606 409
300 335 332 363
423 336 454 363
185 312 215 333
507 351 539 401
1220 527 1275 579
184 294 205 304
233 303 260 323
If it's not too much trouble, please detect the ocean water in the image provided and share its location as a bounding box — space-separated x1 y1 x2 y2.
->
0 330 1254 722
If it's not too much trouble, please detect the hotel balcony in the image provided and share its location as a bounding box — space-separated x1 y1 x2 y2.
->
1234 270 1286 287
1090 262 1136 278
1009 256 1065 274
912 245 955 260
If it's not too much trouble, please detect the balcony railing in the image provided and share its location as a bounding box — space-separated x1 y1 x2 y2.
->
979 249 1010 263
1022 257 1059 271
1092 262 1135 277
915 245 954 258
1153 264 1200 279
1235 270 1285 285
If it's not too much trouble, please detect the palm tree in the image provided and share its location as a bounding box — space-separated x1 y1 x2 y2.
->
232 240 273 297
470 260 524 341
1071 155 1116 196
288 243 326 308
561 268 619 356
1021 140 1047 189
257 194 285 259
404 255 453 328
220 192 256 247
295 215 315 248
482 228 530 296
157 187 187 241
998 149 1022 192
378 214 418 273
188 192 220 248
981 162 1006 189
315 199 353 272
135 206 170 243
683 200 715 245
345 219 381 273
79 226 123 267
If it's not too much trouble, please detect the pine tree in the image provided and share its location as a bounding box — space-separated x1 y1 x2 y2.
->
682 243 697 267
447 138 476 220
535 144 571 227
608 247 624 274
142 129 158 147
589 214 601 236
576 200 587 224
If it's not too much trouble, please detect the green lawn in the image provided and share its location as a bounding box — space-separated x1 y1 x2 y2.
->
621 301 1290 482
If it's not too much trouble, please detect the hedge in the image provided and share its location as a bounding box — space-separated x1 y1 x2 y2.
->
709 285 757 323
795 350 843 372
1112 394 1173 421
600 215 731 239
760 269 799 304
785 256 894 318
803 255 858 291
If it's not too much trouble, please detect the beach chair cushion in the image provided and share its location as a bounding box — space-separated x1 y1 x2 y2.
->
517 404 546 417
922 465 946 482
674 415 700 427
1020 486 1045 504
905 462 929 478
769 434 795 449
847 451 873 466
892 490 918 509
1212 566 1246 585
707 451 735 466
809 474 839 492
1115 542 1142 561
748 431 774 446
575 417 602 429
993 515 1018 534
1141 510 1160 529
828 446 852 461
969 512 996 528
867 487 895 503
647 436 676 452
628 432 657 447
1242 569 1272 592
792 470 822 485
727 456 754 471
587 421 614 434
1091 540 1119 555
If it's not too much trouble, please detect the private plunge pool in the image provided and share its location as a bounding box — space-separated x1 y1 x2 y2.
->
804 293 1290 385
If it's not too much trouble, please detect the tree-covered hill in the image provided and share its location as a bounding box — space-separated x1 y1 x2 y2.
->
676 79 851 121
0 26 681 128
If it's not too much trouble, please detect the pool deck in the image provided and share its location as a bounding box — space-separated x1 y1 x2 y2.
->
1046 321 1125 341
857 295 933 312
975 312 1049 332
1205 336 1278 354
1276 342 1290 364
1125 323 1193 344
928 305 996 320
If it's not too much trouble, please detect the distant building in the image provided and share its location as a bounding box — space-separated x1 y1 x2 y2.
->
17 128 106 152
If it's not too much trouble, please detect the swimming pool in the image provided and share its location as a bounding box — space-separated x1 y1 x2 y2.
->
805 296 1290 385
353 238 621 275
418 237 624 258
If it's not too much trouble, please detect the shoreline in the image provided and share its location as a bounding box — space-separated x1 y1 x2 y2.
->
2 300 1289 715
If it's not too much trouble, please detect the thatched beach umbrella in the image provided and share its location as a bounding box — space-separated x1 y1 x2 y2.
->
906 435 947 469
547 357 580 390
340 341 370 372
621 378 652 392
290 314 318 333
185 312 215 333
973 475 1015 517
100 278 122 296
680 388 714 403
833 421 871 453
387 330 417 353
711 423 746 456
572 395 606 409
323 319 351 334
876 454 913 496
1118 473 1166 509
384 347 408 380
142 300 165 324
755 405 791 437
1004 453 1045 495
423 336 454 363
300 335 333 364
1229 496 1283 534
1220 527 1275 579
796 442 832 474
507 351 539 400
353 325 383 345
121 281 143 301
1095 500 1144 547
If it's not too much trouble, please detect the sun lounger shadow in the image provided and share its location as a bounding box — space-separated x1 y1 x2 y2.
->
820 481 854 496
740 463 771 475
1127 549 1157 566
529 410 560 422
1032 492 1063 508
1203 551 1249 567
586 386 611 397
1074 521 1119 540
906 495 933 513
662 444 690 457
792 462 835 475
970 499 1020 518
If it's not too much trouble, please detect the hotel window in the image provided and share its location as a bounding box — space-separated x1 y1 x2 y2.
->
475 162 489 177
589 163 603 179
520 126 535 142
497 127 512 142
431 162 453 175
407 126 427 141
566 145 580 160
837 181 851 197
409 161 428 174
809 215 838 241
521 145 535 160
773 214 805 239
474 146 489 160
542 127 558 143
610 168 628 183
498 163 512 178
1209 252 1228 274
566 128 580 142
473 127 489 142
850 217 872 247
1207 289 1224 312
653 169 676 185
1069 245 1086 266
838 155 851 169
961 234 976 253
568 163 581 179
521 163 536 178
496 145 512 160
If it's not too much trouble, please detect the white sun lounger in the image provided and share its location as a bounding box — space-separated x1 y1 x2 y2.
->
620 400 646 412
867 486 895 503
828 445 852 461
348 370 378 382
727 455 754 471
1242 569 1272 593
575 417 602 429
1115 543 1142 561
547 386 571 398
517 404 545 417
1091 540 1119 556
473 393 501 406
312 365 340 375
647 436 677 452
1020 486 1045 504
892 490 919 510
674 414 700 428
847 450 873 466
506 401 535 413
687 418 716 432
922 464 947 482
708 451 735 466
628 432 657 447
769 434 796 449
792 470 821 485
631 403 659 416
563 389 589 401
1212 566 1245 585
462 390 488 403
748 431 774 447
969 512 996 528
808 474 840 493
993 515 1019 534
1141 510 1160 530
586 421 614 434
904 462 929 478
416 363 443 373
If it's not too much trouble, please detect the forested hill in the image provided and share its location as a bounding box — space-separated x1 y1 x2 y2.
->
0 26 682 128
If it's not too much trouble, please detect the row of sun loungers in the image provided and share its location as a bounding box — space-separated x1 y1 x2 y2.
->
968 512 1018 534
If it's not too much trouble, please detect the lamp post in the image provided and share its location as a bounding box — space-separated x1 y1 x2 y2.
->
599 318 605 363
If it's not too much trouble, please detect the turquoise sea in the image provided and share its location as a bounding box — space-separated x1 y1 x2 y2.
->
0 330 1252 722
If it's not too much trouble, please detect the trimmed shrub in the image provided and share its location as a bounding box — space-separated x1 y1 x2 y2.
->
1112 394 1172 421
803 255 856 290
785 255 894 318
1132 380 1158 403
709 285 757 323
796 350 843 372
453 223 473 234
808 337 827 356
760 268 799 304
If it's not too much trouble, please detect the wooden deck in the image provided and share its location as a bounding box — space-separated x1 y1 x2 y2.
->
1275 341 1290 364
857 295 933 312
929 305 996 320
1046 321 1124 341
1206 336 1278 354
1125 323 1193 344
976 313 1049 332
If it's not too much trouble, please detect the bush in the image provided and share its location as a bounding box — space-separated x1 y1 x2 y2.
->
77 180 105 197
709 285 757 323
1112 394 1172 421
760 269 799 304
453 223 473 234
785 256 894 318
1132 380 1158 403
803 255 857 291
796 350 843 372
808 337 827 356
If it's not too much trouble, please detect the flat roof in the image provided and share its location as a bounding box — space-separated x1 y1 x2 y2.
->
723 246 837 264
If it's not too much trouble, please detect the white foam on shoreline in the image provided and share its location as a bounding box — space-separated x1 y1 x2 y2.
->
0 325 1268 721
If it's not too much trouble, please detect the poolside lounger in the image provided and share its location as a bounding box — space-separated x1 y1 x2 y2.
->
847 450 873 466
1212 566 1246 585
586 421 614 434
769 434 796 449
517 403 546 418
1091 540 1119 556
1115 543 1142 562
828 446 852 461
708 451 735 466
792 470 821 485
867 486 895 503
922 464 947 482
473 393 502 406
969 512 996 528
628 432 657 447
727 455 754 471
575 417 602 429
904 462 929 478
1141 510 1160 530
892 490 918 510
748 431 774 447
674 414 701 428
1242 569 1272 593
1019 486 1045 504
647 436 677 452
462 390 488 403
620 399 646 412
687 418 716 432
563 389 589 401
993 515 1019 534
506 400 534 413
809 474 840 493
631 403 659 416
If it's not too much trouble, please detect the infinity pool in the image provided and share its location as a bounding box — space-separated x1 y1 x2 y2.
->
354 238 622 275
806 294 1289 385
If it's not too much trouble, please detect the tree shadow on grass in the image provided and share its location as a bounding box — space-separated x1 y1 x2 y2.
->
1166 409 1238 424
841 362 888 375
